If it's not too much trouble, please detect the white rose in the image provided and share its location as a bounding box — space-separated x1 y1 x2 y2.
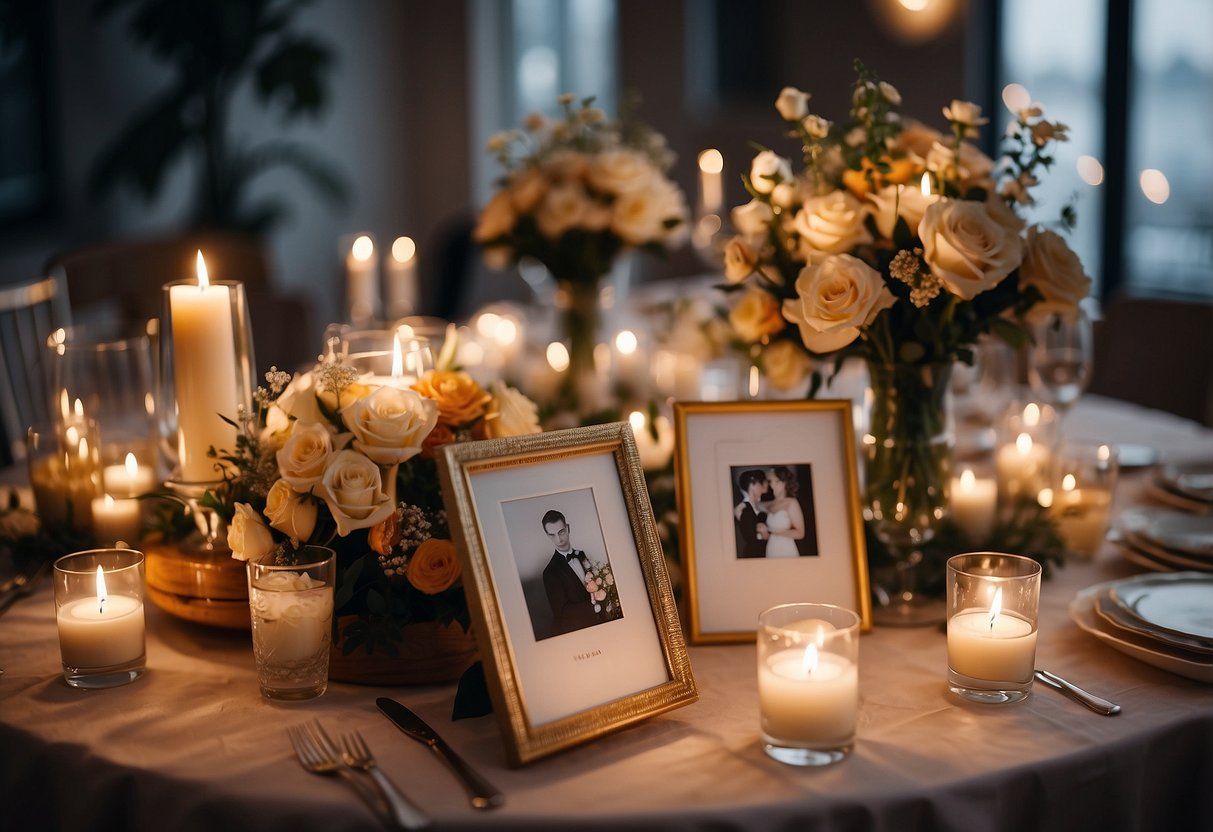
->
919 199 1023 300
316 450 396 537
263 479 317 542
344 385 437 465
473 189 517 242
1018 226 1092 322
763 340 813 392
775 86 810 121
749 150 791 195
793 191 873 256
586 148 658 195
484 381 542 438
731 199 774 238
866 184 938 241
227 502 276 562
275 421 333 492
535 181 590 238
782 254 895 353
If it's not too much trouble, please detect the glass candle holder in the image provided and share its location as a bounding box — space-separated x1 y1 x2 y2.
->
994 401 1057 506
757 603 861 766
54 548 147 689
1040 440 1119 559
946 553 1041 704
247 546 336 701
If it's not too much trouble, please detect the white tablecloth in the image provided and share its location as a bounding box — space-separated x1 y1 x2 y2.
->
2 395 1212 832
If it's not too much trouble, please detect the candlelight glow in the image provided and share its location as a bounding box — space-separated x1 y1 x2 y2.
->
988 587 1003 629
546 342 570 372
698 148 723 174
802 643 819 676
614 329 638 355
351 235 374 262
391 235 416 263
96 564 107 614
196 250 210 289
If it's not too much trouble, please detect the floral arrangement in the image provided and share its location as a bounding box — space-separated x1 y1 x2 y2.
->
583 560 623 621
218 352 542 655
722 61 1090 390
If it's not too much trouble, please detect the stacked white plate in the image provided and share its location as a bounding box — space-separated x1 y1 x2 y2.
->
1147 460 1213 514
1070 572 1213 683
1113 507 1213 572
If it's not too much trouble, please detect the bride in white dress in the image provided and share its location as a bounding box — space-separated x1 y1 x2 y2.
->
764 467 806 558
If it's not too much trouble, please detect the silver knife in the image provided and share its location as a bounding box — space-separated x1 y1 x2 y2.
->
376 697 504 810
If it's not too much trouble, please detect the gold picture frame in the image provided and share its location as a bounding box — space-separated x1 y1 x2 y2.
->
674 400 871 643
438 422 697 766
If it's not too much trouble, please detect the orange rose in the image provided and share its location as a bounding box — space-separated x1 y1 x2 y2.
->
412 371 492 427
407 538 461 594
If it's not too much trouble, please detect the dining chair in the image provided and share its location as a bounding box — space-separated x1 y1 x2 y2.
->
0 275 71 466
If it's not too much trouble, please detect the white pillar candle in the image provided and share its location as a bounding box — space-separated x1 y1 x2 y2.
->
951 468 997 541
102 452 156 497
758 646 859 746
91 494 142 546
57 588 145 669
947 606 1037 684
169 253 240 481
385 236 418 320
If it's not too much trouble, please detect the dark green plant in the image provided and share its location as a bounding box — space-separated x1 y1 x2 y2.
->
89 0 348 234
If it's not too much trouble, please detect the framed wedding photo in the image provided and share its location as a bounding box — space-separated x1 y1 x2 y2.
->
438 422 697 766
674 400 871 643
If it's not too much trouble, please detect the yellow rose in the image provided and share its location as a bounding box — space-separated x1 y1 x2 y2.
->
729 288 785 343
407 538 462 594
763 340 814 392
412 371 492 428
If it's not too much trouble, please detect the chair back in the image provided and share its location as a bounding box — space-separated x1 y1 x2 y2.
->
0 276 70 465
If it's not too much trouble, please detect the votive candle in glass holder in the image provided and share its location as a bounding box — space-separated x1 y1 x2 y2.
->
247 546 336 701
1039 439 1119 559
946 553 1041 704
757 602 860 766
54 549 146 689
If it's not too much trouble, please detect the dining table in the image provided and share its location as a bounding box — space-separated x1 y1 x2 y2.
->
2 393 1212 832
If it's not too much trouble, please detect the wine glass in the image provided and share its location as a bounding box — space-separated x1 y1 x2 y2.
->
1027 308 1093 432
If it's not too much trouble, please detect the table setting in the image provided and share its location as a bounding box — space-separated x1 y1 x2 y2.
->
3 63 1213 832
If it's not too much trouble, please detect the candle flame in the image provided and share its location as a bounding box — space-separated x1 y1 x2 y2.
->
196 250 210 290
960 468 976 491
96 564 107 614
920 172 932 196
802 643 819 676
1016 432 1033 455
125 452 138 478
391 335 403 379
989 587 1003 630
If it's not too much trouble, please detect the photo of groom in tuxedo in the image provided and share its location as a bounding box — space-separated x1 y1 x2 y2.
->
540 509 602 637
734 468 770 558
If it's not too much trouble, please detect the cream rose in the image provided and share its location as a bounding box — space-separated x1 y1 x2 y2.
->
775 86 810 121
484 381 542 438
723 237 758 283
316 450 395 537
793 191 873 256
227 502 276 562
731 199 774 238
749 150 791 194
919 199 1023 300
535 181 590 238
263 479 317 542
763 339 814 392
344 386 437 465
276 421 333 492
407 538 461 594
586 147 657 195
782 254 896 353
473 189 516 243
866 184 938 241
1018 226 1092 321
729 288 785 343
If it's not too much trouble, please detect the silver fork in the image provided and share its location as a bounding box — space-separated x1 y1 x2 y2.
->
287 724 394 828
340 729 431 831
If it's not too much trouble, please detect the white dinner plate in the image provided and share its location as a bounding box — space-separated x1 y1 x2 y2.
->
1069 583 1213 683
1109 572 1213 640
1119 507 1213 558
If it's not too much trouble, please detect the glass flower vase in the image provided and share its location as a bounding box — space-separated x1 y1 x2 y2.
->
864 359 954 627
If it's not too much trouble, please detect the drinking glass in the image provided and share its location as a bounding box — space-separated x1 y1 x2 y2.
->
757 603 860 766
1027 309 1093 425
247 546 336 701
